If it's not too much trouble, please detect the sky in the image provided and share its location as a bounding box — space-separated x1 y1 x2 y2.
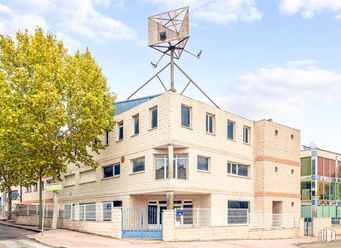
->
0 0 341 152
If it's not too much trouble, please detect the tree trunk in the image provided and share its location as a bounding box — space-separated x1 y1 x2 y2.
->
7 186 12 220
39 175 43 229
51 191 59 229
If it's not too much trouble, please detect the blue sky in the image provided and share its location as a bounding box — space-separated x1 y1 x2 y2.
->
1 0 341 152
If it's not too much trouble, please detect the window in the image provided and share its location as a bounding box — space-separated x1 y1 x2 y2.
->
155 155 167 180
197 156 209 171
11 190 19 200
25 185 32 193
103 163 120 178
173 154 188 179
64 204 75 220
150 107 158 129
113 200 122 207
243 126 250 144
181 105 191 127
132 157 145 173
102 202 112 221
227 162 249 177
133 114 139 135
105 131 110 145
228 201 249 224
118 121 124 140
114 163 120 176
80 203 96 221
33 183 38 192
227 120 235 140
206 113 215 134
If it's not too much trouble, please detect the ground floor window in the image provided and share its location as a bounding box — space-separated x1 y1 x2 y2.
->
102 202 112 221
80 203 96 221
64 204 75 220
228 200 249 224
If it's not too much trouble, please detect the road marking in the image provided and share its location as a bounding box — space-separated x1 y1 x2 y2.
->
0 240 19 248
17 239 50 248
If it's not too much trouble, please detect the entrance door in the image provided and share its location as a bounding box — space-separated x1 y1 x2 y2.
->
272 201 283 227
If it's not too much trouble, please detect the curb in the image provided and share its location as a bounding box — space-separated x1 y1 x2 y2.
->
0 221 41 233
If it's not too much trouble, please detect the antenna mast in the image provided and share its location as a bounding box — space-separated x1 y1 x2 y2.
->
127 6 219 109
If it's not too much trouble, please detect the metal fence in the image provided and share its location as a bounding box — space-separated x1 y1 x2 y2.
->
175 208 300 229
16 204 54 218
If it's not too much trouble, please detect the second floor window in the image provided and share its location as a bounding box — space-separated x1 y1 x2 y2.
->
206 113 215 134
118 121 124 140
243 126 250 144
132 157 145 173
227 120 235 140
150 107 158 129
133 114 139 135
181 105 191 127
105 131 110 145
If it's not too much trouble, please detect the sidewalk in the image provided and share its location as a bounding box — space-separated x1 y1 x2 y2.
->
27 229 333 248
0 220 42 232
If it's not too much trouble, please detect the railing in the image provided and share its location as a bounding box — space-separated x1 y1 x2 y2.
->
16 204 54 218
175 208 300 229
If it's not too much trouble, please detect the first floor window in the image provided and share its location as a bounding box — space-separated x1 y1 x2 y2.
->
103 163 120 178
227 162 249 177
132 157 145 173
155 155 167 180
102 202 112 221
80 203 96 221
197 156 209 171
173 154 188 179
228 200 249 224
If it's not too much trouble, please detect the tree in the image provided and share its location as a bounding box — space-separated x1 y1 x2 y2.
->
0 28 115 227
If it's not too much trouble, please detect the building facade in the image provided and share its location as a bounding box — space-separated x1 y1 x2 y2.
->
301 147 341 220
55 91 301 228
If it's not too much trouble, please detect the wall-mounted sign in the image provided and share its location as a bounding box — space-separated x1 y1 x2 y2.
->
176 209 184 216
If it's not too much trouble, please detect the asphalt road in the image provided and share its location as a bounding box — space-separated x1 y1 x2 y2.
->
0 224 50 248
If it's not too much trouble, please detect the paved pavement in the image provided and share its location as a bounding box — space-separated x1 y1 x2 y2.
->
0 224 50 248
28 229 337 248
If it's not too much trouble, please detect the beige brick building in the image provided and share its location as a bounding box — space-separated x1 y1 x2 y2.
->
55 91 300 231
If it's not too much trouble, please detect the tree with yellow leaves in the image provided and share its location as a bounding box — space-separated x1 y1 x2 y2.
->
0 28 115 226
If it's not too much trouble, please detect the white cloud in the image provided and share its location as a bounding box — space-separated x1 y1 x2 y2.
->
0 0 135 47
214 60 341 119
150 0 262 24
279 0 341 18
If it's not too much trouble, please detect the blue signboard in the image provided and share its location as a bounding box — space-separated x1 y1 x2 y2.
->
176 209 184 216
312 175 318 181
312 199 317 206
